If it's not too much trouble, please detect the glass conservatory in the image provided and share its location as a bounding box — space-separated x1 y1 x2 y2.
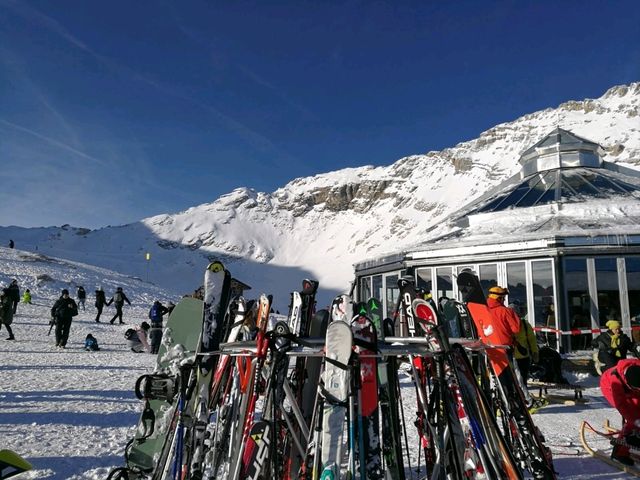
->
353 129 640 352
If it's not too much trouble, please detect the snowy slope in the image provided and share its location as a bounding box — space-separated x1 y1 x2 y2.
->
1 83 639 311
0 247 633 479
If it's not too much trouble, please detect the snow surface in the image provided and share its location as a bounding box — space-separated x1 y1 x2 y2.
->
0 246 634 479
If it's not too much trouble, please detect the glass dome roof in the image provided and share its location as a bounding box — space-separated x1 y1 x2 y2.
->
470 167 640 214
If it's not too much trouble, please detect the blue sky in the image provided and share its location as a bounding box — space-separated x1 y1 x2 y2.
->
0 0 638 229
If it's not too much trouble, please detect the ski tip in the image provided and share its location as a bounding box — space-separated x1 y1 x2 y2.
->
206 261 225 273
0 449 32 471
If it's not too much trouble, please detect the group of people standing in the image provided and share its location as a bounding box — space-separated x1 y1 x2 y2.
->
50 286 134 349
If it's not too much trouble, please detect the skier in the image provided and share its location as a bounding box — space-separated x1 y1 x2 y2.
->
512 301 539 383
21 289 31 304
50 289 78 349
84 333 100 351
482 286 533 408
126 322 151 353
94 287 107 323
0 287 15 340
7 280 19 314
107 287 131 324
8 239 14 248
76 286 86 311
511 300 543 408
593 320 636 373
600 358 640 465
148 300 169 354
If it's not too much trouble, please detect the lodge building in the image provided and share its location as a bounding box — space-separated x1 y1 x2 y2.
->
353 129 640 352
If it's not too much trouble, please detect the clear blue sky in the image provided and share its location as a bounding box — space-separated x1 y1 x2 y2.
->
1 0 638 228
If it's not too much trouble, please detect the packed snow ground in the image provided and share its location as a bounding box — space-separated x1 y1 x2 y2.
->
0 247 633 479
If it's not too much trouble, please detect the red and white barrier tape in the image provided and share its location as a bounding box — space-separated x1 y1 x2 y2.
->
533 326 640 336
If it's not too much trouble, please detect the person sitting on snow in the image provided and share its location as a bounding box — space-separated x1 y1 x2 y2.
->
84 334 100 351
600 358 640 465
125 322 151 353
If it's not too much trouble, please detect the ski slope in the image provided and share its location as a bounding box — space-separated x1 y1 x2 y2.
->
0 246 633 479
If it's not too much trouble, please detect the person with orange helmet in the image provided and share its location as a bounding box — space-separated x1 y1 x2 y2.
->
600 358 640 465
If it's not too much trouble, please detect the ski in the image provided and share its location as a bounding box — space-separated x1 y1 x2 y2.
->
187 261 232 479
351 303 383 479
0 449 32 480
368 297 404 480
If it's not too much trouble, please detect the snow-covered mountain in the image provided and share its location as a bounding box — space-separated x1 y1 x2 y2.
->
2 83 639 311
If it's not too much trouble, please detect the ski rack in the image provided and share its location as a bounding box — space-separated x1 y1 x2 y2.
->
215 336 510 358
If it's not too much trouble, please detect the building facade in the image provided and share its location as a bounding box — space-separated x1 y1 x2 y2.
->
354 129 640 352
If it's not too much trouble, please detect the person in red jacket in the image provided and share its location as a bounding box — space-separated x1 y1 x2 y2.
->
600 358 640 465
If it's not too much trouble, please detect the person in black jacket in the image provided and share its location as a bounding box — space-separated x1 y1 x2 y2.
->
107 287 131 324
51 289 78 348
0 287 15 340
7 279 19 314
77 286 86 311
94 287 107 323
593 320 638 373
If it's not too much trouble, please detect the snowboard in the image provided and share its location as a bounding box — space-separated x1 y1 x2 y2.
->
124 296 204 473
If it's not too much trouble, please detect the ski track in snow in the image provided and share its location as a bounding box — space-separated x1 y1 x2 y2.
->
0 247 634 479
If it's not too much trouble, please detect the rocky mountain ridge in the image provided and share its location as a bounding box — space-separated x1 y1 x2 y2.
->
2 82 639 309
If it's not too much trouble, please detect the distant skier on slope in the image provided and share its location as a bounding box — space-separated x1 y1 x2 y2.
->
0 288 15 340
76 286 86 311
21 289 31 304
107 287 131 324
600 358 640 465
50 289 78 349
94 287 107 323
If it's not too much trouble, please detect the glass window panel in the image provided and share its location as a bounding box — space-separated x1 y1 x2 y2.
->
372 275 383 304
531 260 554 327
562 170 601 198
587 172 628 195
516 170 557 208
385 274 399 320
492 175 541 210
478 194 510 213
416 268 433 295
531 260 556 349
565 258 592 350
479 264 498 297
436 267 453 300
595 258 620 327
626 257 640 344
359 277 372 302
506 262 528 319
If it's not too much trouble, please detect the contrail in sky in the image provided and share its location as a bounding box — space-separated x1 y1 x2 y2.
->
0 118 107 166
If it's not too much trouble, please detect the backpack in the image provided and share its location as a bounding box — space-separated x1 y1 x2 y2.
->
149 304 161 322
115 291 124 304
124 328 137 340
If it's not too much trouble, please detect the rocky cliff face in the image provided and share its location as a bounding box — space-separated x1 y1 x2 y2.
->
3 83 640 308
